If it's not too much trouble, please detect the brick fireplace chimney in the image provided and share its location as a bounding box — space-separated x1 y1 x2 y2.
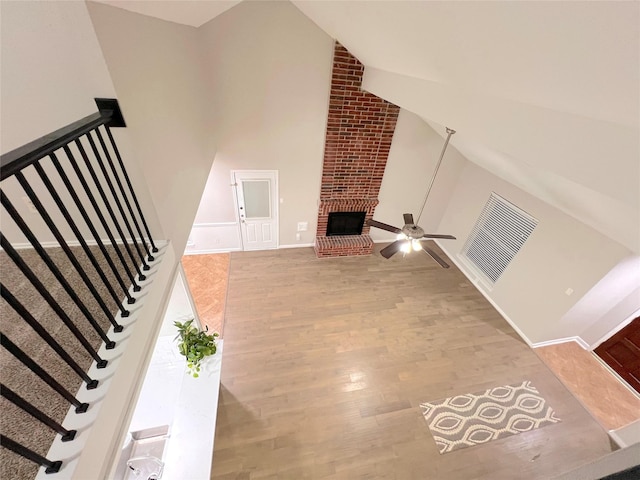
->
314 42 400 258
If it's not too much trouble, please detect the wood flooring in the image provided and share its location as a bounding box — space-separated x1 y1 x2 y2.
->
211 244 614 479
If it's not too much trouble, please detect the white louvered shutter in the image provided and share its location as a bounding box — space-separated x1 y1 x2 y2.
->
462 193 537 285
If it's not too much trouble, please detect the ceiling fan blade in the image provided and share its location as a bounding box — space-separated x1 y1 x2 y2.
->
367 219 402 234
403 213 414 225
421 234 456 240
379 240 404 259
423 246 450 268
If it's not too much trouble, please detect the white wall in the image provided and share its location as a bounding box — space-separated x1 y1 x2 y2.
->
185 162 242 253
436 162 631 345
0 1 159 246
372 110 467 242
560 253 640 347
0 1 115 152
579 286 640 348
191 0 333 248
88 2 214 258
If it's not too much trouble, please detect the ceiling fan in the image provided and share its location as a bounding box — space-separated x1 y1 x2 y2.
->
367 127 457 267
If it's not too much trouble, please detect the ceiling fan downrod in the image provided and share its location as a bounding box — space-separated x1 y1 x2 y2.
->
416 127 456 226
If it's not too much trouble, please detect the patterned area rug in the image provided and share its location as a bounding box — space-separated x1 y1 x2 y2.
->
420 380 561 454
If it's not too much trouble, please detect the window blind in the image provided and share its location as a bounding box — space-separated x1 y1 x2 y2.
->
462 193 537 284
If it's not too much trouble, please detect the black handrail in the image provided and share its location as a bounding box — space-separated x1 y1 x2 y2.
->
0 112 108 181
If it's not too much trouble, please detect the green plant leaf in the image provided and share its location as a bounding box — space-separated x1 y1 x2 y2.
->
175 318 219 378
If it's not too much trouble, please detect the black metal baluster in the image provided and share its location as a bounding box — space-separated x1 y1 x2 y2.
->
1 335 89 413
40 153 134 316
17 165 128 326
1 191 124 339
31 158 129 322
87 128 149 271
105 126 158 256
1 435 62 474
72 139 140 292
95 127 150 270
2 385 77 442
0 234 110 363
84 132 147 281
1 284 99 387
53 148 137 303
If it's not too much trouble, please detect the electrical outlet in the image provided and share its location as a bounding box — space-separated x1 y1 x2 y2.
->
296 233 301 241
22 197 37 214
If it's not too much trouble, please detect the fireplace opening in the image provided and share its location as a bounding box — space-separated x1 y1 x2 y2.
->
326 211 366 236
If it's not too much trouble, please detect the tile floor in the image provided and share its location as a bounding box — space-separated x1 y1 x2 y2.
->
535 342 640 431
181 253 230 337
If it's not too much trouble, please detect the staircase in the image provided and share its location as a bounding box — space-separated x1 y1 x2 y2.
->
0 102 173 478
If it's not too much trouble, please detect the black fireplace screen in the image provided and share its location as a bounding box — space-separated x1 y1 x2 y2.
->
326 211 366 236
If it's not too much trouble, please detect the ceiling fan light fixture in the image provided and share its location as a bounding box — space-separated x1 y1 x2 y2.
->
366 127 457 266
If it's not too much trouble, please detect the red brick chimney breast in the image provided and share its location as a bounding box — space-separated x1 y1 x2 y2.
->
315 42 400 257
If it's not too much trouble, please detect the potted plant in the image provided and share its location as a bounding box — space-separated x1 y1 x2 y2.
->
174 319 219 378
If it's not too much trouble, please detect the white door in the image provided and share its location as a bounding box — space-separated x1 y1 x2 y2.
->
233 170 278 251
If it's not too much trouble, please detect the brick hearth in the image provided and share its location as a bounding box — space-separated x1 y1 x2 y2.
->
315 235 373 258
314 42 400 258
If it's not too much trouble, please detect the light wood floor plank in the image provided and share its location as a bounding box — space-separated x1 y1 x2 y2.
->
212 245 613 479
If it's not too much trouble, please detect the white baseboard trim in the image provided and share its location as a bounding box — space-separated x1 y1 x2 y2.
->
182 247 241 255
183 243 316 255
531 336 590 350
279 243 315 249
607 429 627 448
191 222 237 228
435 240 535 348
9 238 139 250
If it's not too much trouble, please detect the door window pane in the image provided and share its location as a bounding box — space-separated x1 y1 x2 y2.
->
242 180 271 218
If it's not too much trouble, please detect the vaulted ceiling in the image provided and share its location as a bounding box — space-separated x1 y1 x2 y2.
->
91 0 640 252
94 0 241 27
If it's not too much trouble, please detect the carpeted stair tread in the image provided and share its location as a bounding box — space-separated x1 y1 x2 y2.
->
1 244 140 479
